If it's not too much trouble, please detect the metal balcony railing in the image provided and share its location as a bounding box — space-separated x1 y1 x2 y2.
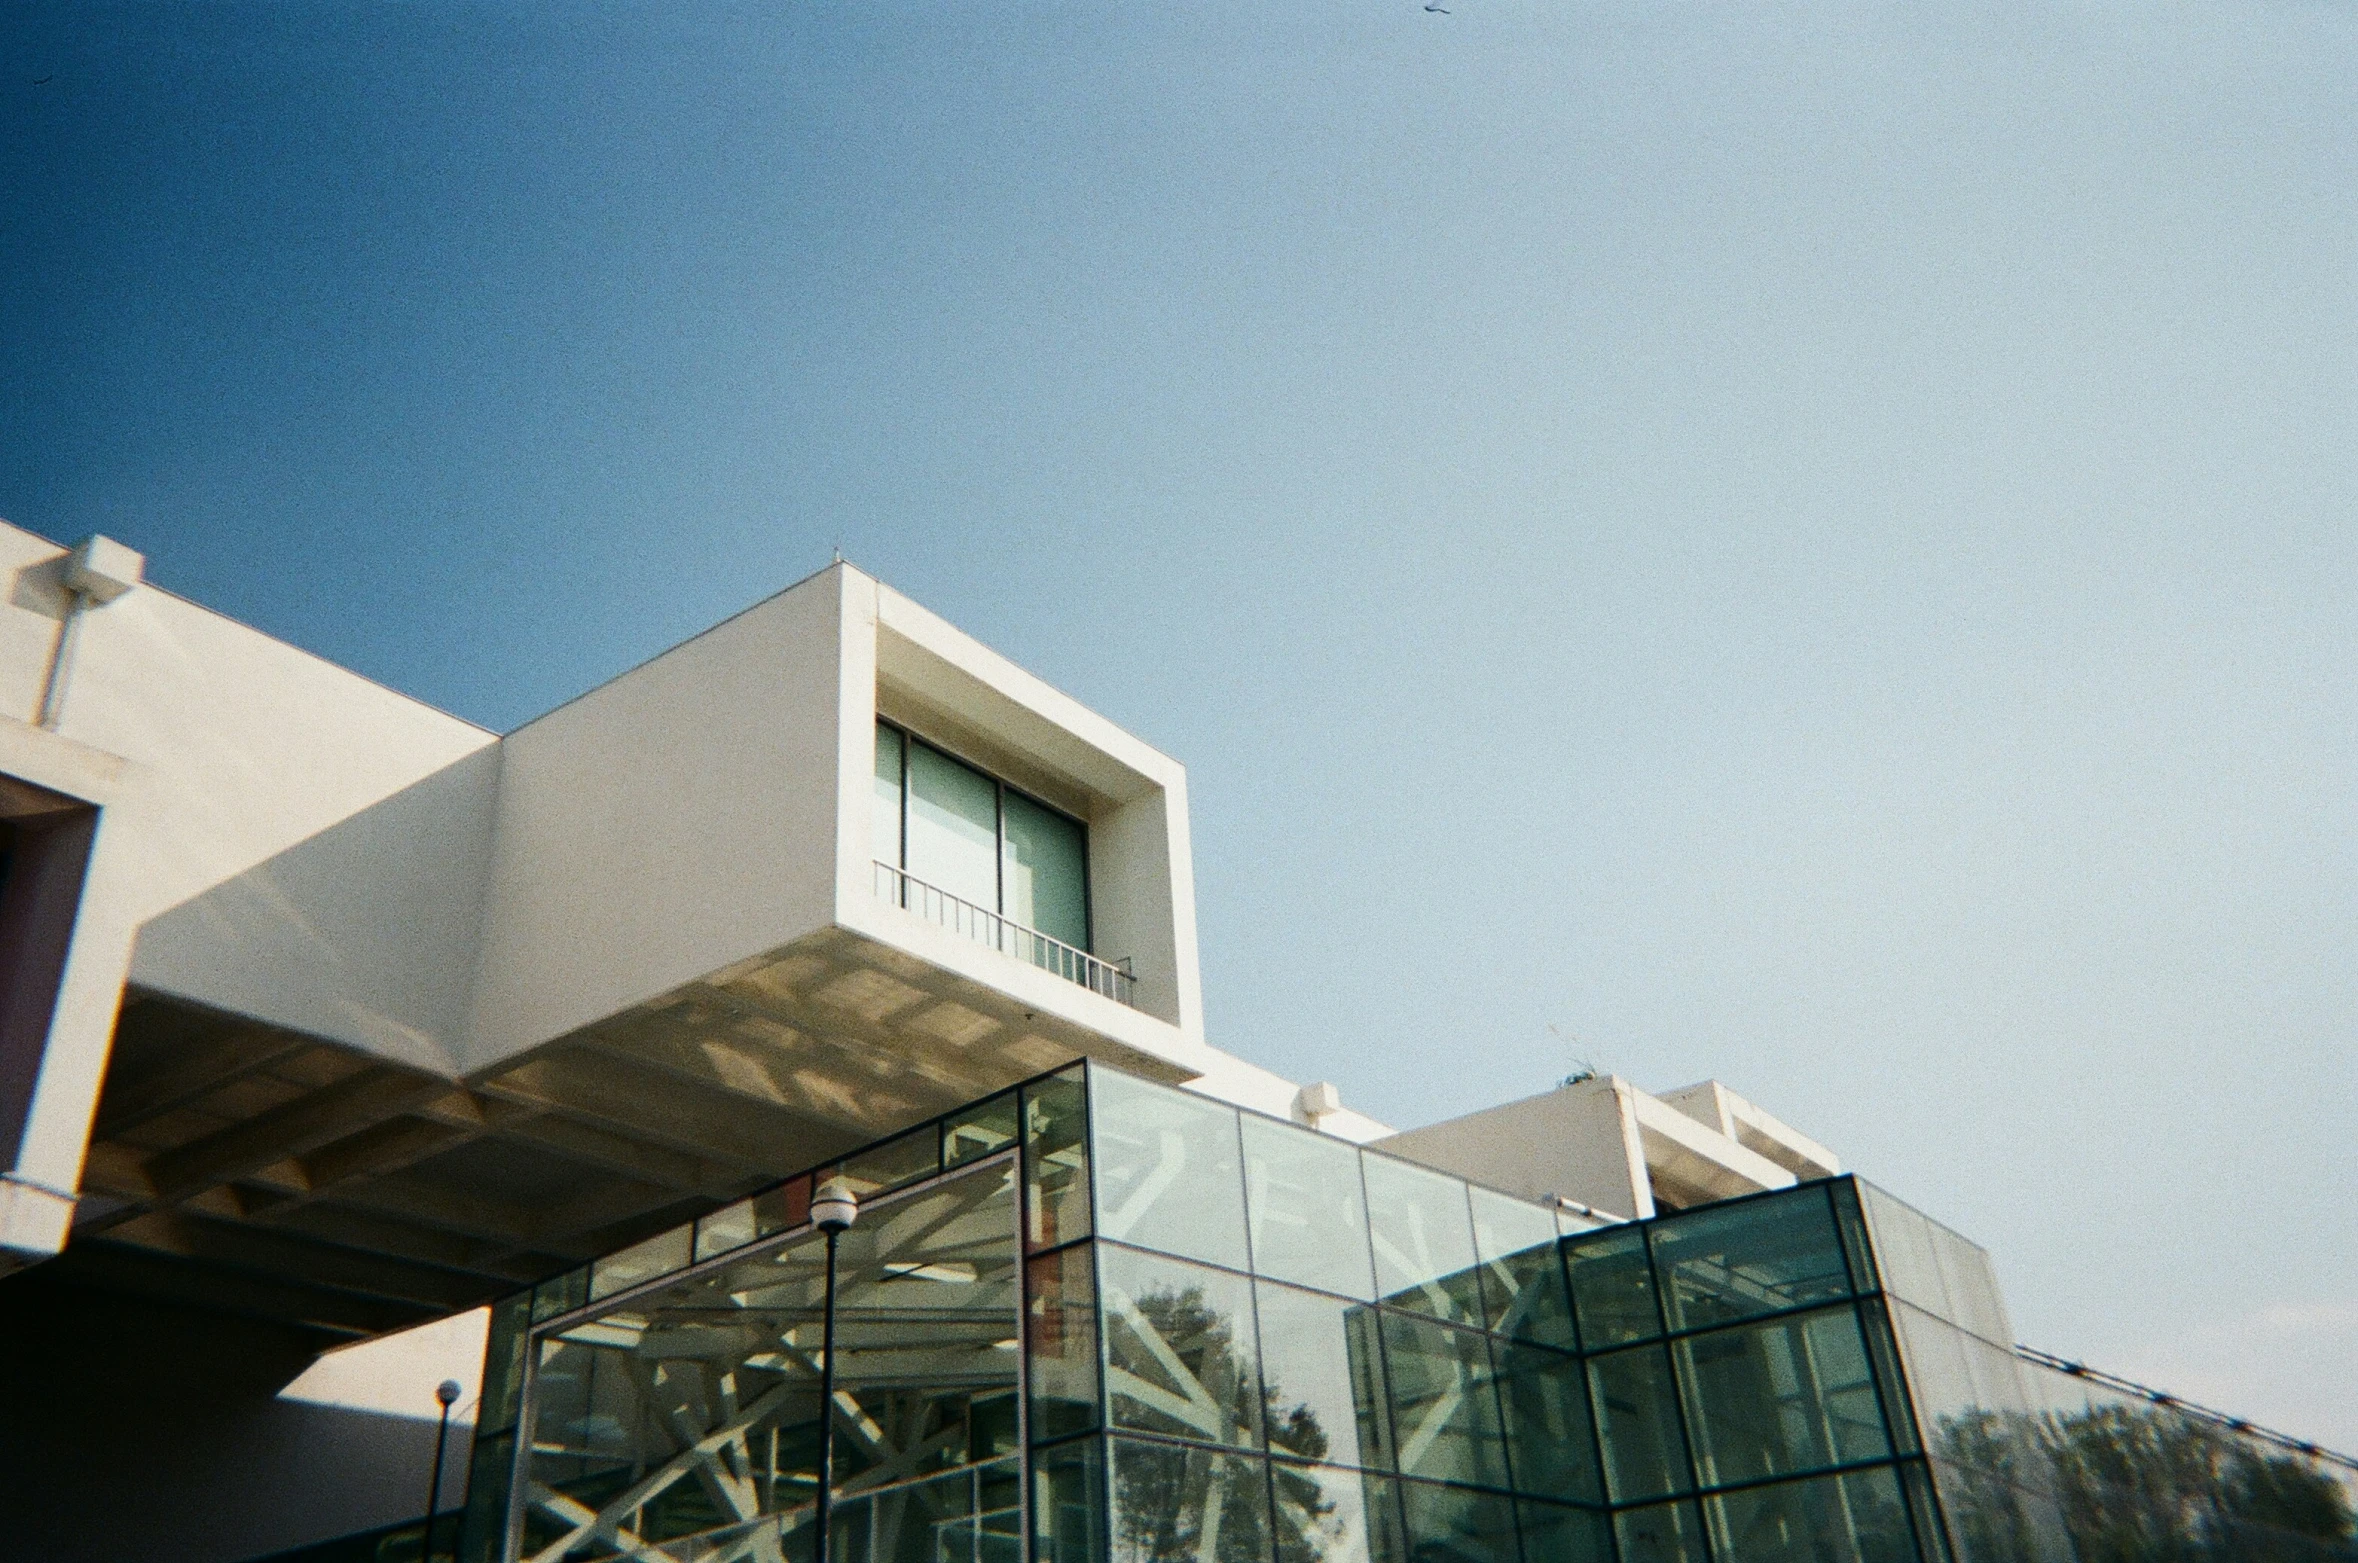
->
874 860 1137 1007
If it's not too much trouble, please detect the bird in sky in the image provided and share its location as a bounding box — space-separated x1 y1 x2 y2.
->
32 75 54 84
1424 3 1450 11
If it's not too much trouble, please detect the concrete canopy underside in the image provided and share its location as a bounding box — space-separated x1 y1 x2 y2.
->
60 926 1183 1342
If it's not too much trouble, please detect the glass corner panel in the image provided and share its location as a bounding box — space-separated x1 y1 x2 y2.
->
1858 1184 1953 1321
1674 1305 1892 1489
1089 1068 1248 1270
1026 1068 1094 1251
951 1090 1023 1168
453 1428 518 1563
1901 1460 1956 1563
1028 1244 1104 1443
1107 1435 1273 1563
1033 1436 1107 1563
1832 1179 1883 1296
1360 1154 1482 1327
1648 1185 1852 1333
1860 1300 1924 1456
1563 1225 1662 1348
1241 1112 1376 1300
477 1290 533 1437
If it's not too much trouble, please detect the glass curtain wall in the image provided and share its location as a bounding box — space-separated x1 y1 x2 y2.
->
466 1064 2353 1563
1861 1186 2358 1563
874 720 1091 953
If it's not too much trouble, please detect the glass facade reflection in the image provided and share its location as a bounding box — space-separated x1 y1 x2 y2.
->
462 1065 2358 1563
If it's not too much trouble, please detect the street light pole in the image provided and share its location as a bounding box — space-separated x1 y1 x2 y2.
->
810 1178 858 1563
421 1377 462 1562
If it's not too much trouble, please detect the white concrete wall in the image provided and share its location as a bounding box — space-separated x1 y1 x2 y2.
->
0 522 496 1256
465 566 849 1069
1378 1078 1652 1219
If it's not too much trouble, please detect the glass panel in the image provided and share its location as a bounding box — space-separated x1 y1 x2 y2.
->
1587 1345 1694 1502
1564 1225 1662 1348
454 1429 516 1563
1675 1304 1893 1487
1091 1070 1250 1270
516 1160 1020 1562
875 721 906 868
1360 1155 1482 1327
1703 1465 1922 1563
1860 1301 1922 1456
1928 1224 2012 1348
1025 1069 1092 1251
1378 1314 1509 1491
1271 1462 1404 1563
839 1125 943 1199
1396 1480 1518 1563
1241 1114 1375 1299
1033 1437 1105 1563
1468 1186 1575 1349
1649 1186 1853 1333
478 1290 532 1436
1515 1499 1614 1563
522 1248 825 1562
1004 789 1090 950
908 739 1002 910
588 1222 693 1301
1613 1498 1710 1563
948 1092 1021 1169
1027 1245 1102 1444
1902 1462 1955 1563
698 1176 812 1261
1494 1342 1603 1505
829 1162 1024 1492
532 1266 588 1323
1108 1435 1274 1563
1100 1244 1264 1449
1255 1280 1393 1471
1831 1180 1882 1295
1859 1185 1952 1321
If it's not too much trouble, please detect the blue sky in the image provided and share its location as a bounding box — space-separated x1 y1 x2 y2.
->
5 0 2353 1446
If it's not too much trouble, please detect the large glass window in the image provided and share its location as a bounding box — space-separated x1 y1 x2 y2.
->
1100 1245 1265 1451
1362 1155 1483 1328
1379 1314 1510 1491
1649 1187 1854 1333
878 720 1091 951
1565 1225 1663 1349
1467 1186 1575 1350
1675 1305 1892 1487
1397 1480 1519 1563
1588 1345 1695 1503
1108 1436 1274 1563
1242 1114 1375 1300
1494 1342 1604 1506
1702 1466 1920 1563
1255 1281 1394 1471
515 1158 1020 1563
1091 1072 1250 1271
1271 1463 1404 1563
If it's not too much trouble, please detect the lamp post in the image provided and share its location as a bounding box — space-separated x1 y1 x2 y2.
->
810 1177 858 1563
421 1377 462 1562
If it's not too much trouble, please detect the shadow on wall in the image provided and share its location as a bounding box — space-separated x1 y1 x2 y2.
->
0 1276 471 1563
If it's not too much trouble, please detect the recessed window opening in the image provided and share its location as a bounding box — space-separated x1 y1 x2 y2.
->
874 718 1093 954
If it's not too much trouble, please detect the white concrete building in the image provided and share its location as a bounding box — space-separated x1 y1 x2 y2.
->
0 520 1848 1560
